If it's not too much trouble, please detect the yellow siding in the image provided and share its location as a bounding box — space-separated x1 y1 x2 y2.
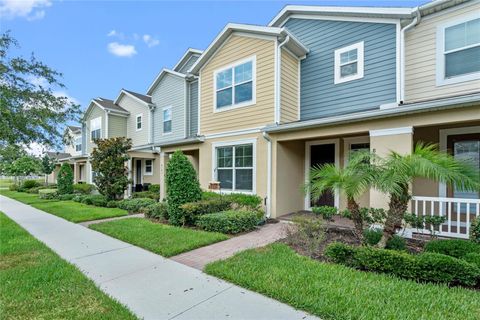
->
199 35 275 135
405 2 480 102
280 49 299 123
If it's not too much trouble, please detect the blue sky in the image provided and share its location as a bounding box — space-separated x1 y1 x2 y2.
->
1 0 427 113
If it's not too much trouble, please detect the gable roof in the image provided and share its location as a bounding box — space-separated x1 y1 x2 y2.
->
146 68 187 95
82 97 129 121
189 23 309 74
67 125 81 134
113 89 153 107
46 151 71 160
173 48 203 73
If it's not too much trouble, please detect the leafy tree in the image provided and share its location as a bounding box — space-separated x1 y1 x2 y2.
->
57 163 73 194
9 155 41 179
308 151 375 240
41 154 56 185
90 137 131 200
374 143 480 248
0 144 26 176
0 32 80 148
166 150 202 226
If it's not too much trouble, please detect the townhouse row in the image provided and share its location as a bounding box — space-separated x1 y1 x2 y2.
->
56 0 480 238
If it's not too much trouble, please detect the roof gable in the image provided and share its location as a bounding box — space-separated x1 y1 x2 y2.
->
146 69 186 95
173 48 203 73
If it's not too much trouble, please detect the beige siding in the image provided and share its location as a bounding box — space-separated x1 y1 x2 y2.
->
280 49 299 123
64 133 81 156
108 115 127 138
199 35 275 135
118 95 150 147
85 106 105 154
405 2 480 102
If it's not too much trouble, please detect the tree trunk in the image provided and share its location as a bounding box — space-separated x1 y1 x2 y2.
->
347 197 364 241
377 186 410 248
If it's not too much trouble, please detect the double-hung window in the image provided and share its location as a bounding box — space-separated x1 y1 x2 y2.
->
215 58 254 110
144 159 153 175
334 42 364 84
136 114 143 131
163 107 172 134
90 117 101 141
75 137 82 152
215 143 254 192
437 16 480 85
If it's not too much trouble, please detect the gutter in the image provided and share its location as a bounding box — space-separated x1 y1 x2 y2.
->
152 136 205 148
400 6 421 103
262 132 272 218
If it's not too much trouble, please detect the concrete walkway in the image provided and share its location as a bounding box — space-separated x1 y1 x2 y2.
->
172 223 287 270
0 195 317 320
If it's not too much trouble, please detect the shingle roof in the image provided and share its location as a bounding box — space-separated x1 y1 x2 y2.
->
67 125 81 134
94 98 128 113
124 89 152 104
46 151 71 160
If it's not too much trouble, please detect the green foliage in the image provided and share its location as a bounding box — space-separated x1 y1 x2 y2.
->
363 229 406 251
166 150 202 226
424 239 480 259
8 155 41 177
180 198 232 225
73 183 95 194
404 213 447 237
354 247 417 280
285 216 326 257
385 234 406 251
38 188 58 199
57 163 73 194
470 217 480 244
116 198 156 213
72 195 86 203
132 191 160 201
106 200 118 208
0 145 26 175
41 154 56 184
90 137 132 200
57 194 76 201
22 179 40 189
81 195 108 207
196 210 262 234
463 253 480 268
312 206 337 221
201 191 263 210
143 202 169 220
8 184 19 191
27 186 46 194
323 242 357 265
148 184 160 193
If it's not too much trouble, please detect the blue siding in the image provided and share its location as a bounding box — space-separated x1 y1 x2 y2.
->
284 19 398 120
189 80 198 136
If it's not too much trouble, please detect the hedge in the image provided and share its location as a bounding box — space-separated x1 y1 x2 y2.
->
363 229 406 251
180 199 232 225
132 191 160 201
196 210 262 234
202 192 262 210
22 179 41 189
116 198 156 213
143 202 168 220
73 183 95 194
424 239 480 259
38 189 58 199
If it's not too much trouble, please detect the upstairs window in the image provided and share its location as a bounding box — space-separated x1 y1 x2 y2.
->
437 16 480 85
90 117 101 141
163 107 172 134
215 58 255 110
75 137 82 152
136 114 143 131
334 42 364 84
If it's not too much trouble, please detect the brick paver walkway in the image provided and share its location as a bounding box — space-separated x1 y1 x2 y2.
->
171 222 288 270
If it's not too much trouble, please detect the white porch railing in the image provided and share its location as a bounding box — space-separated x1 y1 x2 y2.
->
409 196 480 239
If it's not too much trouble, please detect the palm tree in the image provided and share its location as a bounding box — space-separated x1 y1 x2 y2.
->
374 142 480 248
308 151 376 240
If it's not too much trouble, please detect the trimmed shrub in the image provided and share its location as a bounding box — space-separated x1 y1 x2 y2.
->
385 235 407 251
27 186 49 194
148 184 160 193
8 184 20 191
57 194 76 201
38 189 58 199
180 199 232 225
354 247 417 280
166 151 202 226
106 200 118 208
133 191 160 201
463 252 480 268
470 217 480 244
226 193 262 210
72 195 86 203
324 242 357 266
424 239 480 259
81 195 108 207
312 206 337 221
196 210 262 234
143 202 168 220
73 183 95 194
117 198 156 213
363 229 406 251
57 163 74 194
22 179 40 189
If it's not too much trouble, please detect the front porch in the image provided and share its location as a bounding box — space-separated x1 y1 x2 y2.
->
127 151 160 195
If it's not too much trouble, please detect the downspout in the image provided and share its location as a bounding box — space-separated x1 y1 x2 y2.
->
263 132 272 218
400 7 421 104
104 110 109 138
275 35 290 124
148 104 155 144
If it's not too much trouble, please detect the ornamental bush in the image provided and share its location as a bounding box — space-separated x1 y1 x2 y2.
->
73 183 95 194
166 150 202 226
201 191 262 210
38 188 58 199
81 195 108 207
463 252 480 268
117 198 156 213
57 163 73 194
312 206 337 221
195 210 262 234
143 202 169 220
148 184 160 193
424 239 480 259
180 198 232 225
57 194 76 201
132 191 160 201
363 229 406 251
470 217 480 244
22 179 40 189
323 242 357 266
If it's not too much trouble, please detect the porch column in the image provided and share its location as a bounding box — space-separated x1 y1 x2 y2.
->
159 152 169 201
126 158 132 198
369 127 413 210
73 162 78 183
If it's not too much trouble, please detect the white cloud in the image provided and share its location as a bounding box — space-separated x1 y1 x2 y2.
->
53 91 80 106
25 142 46 156
142 34 159 48
0 0 51 20
107 42 137 57
28 75 49 88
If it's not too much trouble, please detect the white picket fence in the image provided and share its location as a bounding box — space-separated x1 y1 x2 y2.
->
409 196 480 239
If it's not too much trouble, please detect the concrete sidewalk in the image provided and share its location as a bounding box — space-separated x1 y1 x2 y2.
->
0 195 317 320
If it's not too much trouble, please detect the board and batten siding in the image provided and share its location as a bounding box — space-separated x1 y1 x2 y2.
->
178 55 200 74
117 94 149 147
199 35 276 135
280 48 299 123
84 106 105 154
284 19 398 120
151 73 186 143
405 2 480 103
189 80 199 136
108 115 127 139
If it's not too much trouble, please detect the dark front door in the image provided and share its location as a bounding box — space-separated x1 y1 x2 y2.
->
136 160 142 185
310 143 335 207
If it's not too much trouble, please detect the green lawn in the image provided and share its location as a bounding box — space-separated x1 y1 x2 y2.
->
205 243 480 320
90 218 229 257
0 190 128 223
0 212 136 319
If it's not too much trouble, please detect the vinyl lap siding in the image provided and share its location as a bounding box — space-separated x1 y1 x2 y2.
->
189 80 199 136
151 74 186 143
405 3 480 102
178 55 200 74
85 106 105 154
280 49 299 123
199 35 275 135
118 95 149 147
284 19 397 120
108 115 127 138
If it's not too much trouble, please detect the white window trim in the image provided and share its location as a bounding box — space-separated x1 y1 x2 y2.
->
90 117 102 142
334 41 364 84
144 159 153 176
211 138 257 194
213 55 257 113
343 136 370 166
436 13 480 87
136 113 143 131
162 106 172 135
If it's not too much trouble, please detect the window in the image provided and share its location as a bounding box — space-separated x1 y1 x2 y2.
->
215 58 255 110
136 114 143 131
163 107 172 134
75 137 82 152
437 16 480 85
215 143 254 192
144 159 153 175
334 42 364 84
90 117 101 141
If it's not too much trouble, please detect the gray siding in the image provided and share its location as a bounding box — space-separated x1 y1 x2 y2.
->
117 94 149 147
151 73 186 143
284 19 398 120
178 55 200 74
84 106 105 154
108 114 127 138
188 80 198 136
